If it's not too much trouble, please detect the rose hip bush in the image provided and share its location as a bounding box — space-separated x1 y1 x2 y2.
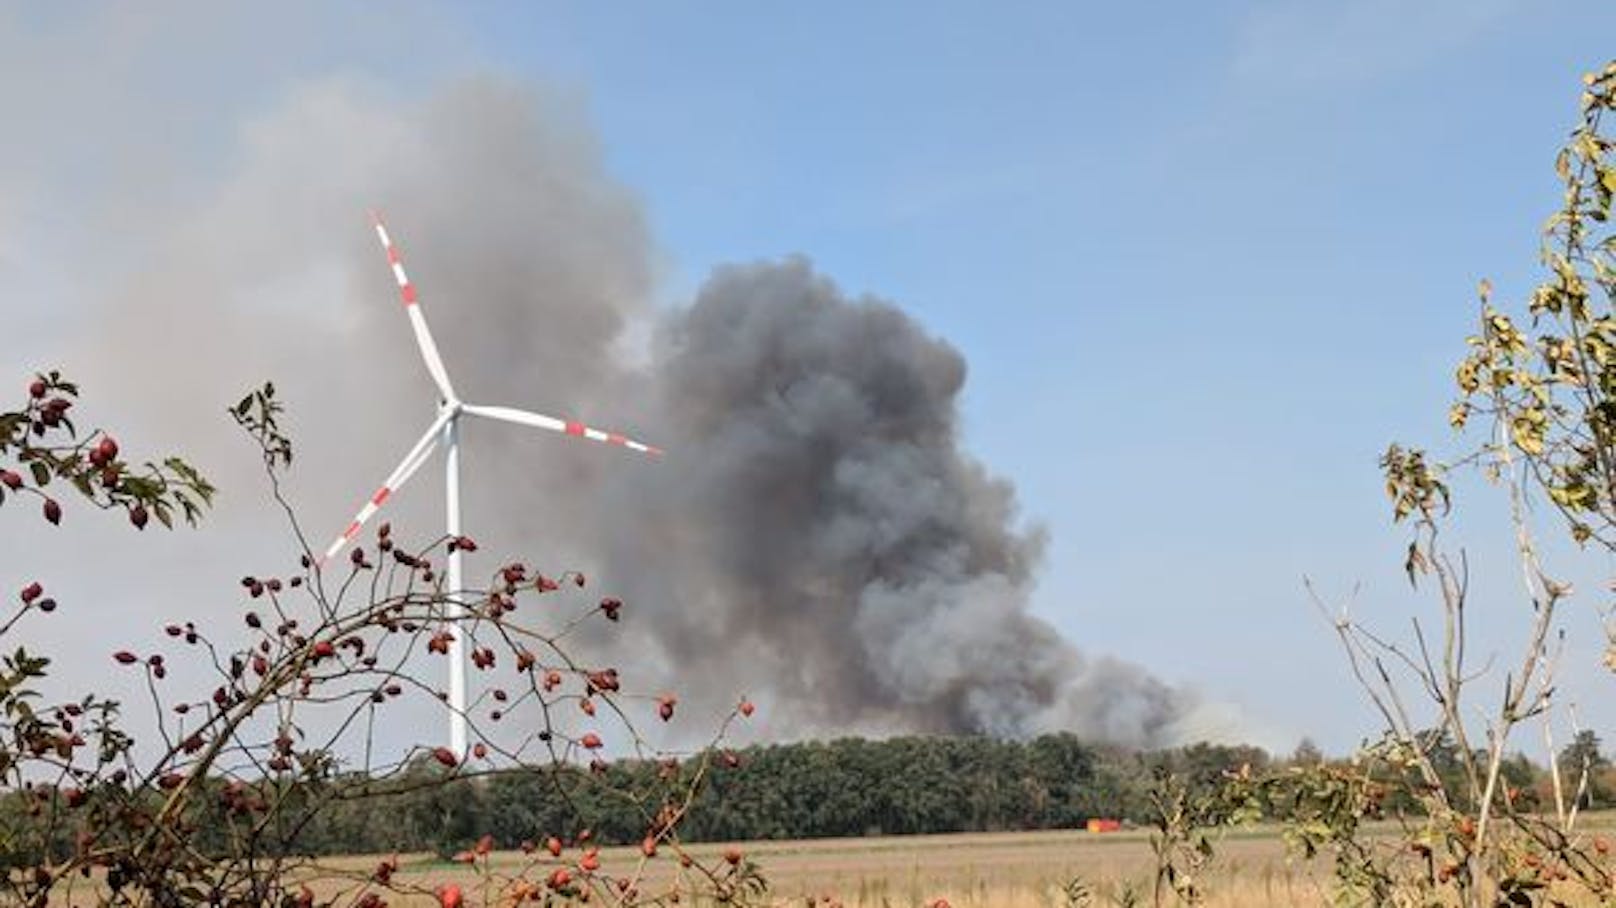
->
0 370 214 531
1 376 761 907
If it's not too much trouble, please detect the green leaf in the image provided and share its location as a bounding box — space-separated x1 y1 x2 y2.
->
29 462 49 487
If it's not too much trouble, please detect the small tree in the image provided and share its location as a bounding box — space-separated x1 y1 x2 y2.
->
1558 729 1609 808
1133 60 1616 908
1290 59 1616 907
1289 738 1324 767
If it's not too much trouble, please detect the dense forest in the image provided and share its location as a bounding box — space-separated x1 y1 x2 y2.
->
277 734 1268 855
50 730 1591 858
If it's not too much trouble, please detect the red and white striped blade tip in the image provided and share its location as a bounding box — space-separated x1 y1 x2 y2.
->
319 484 394 563
563 419 662 456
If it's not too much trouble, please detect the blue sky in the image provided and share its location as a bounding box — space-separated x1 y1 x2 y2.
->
7 2 1616 754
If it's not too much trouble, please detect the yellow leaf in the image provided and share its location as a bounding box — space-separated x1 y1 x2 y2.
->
1511 417 1545 456
1455 359 1480 393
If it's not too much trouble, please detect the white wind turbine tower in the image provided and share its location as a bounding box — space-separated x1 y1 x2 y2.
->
319 212 662 759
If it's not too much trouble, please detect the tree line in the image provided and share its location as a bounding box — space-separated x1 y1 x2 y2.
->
270 733 1273 855
293 729 1616 856
7 726 1607 863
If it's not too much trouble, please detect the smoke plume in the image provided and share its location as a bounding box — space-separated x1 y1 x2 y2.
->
597 260 1198 743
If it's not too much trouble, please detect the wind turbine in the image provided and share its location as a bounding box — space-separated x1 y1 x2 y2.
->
319 212 661 758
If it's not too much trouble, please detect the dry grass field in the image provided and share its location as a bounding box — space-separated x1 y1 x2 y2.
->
302 827 1338 907
325 816 1616 907
653 828 1326 907
47 818 1616 906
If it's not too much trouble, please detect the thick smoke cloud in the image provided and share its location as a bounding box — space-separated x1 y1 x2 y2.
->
597 262 1199 745
3 18 1217 750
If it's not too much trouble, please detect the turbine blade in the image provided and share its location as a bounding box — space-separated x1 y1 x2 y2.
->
370 211 457 402
462 404 663 457
319 413 450 564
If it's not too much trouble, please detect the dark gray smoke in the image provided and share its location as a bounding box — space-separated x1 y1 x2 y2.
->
592 261 1201 745
6 47 1223 749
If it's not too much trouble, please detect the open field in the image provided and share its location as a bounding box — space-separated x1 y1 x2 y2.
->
43 817 1616 906
632 828 1323 907
303 816 1616 908
303 827 1353 907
